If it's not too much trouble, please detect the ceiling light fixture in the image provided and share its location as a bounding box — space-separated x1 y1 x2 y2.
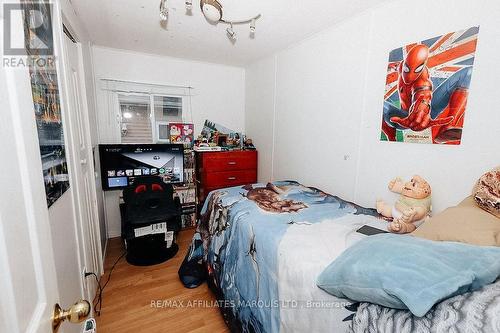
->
159 0 261 42
159 0 168 21
160 0 261 42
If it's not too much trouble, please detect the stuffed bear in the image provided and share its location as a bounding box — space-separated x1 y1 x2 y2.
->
376 175 432 233
473 167 500 218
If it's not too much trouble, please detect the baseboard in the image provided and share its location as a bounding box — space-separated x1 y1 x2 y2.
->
107 231 121 238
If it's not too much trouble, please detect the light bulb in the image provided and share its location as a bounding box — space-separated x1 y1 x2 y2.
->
226 24 236 40
159 10 168 21
159 0 168 21
250 18 256 33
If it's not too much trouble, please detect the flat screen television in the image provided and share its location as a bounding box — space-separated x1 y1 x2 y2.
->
99 144 184 191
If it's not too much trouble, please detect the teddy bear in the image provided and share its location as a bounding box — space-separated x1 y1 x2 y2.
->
376 175 432 234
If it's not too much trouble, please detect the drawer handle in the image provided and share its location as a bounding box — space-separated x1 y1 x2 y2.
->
227 177 237 180
227 161 237 165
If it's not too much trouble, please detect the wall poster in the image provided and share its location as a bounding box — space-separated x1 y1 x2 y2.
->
381 26 479 145
169 123 194 145
22 1 70 207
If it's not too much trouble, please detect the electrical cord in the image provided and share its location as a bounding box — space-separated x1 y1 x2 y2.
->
85 251 127 316
101 251 127 291
84 272 103 315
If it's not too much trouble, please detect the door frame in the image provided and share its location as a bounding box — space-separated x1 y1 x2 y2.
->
55 10 104 301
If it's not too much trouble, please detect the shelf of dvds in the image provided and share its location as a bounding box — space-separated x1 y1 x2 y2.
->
173 148 198 229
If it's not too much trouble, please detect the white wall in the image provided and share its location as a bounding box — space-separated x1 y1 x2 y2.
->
92 47 246 237
245 56 277 183
245 0 500 214
274 13 371 200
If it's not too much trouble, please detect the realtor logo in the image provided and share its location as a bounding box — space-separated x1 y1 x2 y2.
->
3 1 56 69
3 2 54 56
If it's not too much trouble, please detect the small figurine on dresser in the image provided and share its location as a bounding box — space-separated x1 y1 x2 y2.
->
376 175 432 234
243 138 256 150
195 136 209 147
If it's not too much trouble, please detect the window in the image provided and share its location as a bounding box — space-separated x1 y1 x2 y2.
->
118 94 186 143
119 94 152 143
155 121 169 142
100 79 193 144
153 96 184 142
160 96 183 119
153 95 183 123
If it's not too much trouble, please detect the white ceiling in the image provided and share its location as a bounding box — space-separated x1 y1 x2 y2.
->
70 0 388 67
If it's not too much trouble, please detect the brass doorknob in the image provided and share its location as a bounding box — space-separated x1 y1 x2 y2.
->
52 300 91 333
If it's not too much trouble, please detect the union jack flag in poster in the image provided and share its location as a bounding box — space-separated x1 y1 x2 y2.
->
381 26 479 145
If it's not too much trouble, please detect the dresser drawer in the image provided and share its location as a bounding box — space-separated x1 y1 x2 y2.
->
202 151 257 172
204 170 257 188
196 150 258 208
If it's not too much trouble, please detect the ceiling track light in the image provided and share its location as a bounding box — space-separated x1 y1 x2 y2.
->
159 0 168 21
159 0 261 42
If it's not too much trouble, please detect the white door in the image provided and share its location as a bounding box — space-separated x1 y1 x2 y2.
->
60 27 103 305
0 64 61 333
0 4 93 333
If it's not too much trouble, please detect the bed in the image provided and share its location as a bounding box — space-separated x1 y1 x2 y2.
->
178 181 500 333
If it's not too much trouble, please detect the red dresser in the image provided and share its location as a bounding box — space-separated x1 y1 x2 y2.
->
196 150 258 206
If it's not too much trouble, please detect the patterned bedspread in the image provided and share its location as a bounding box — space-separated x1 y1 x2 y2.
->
178 181 385 333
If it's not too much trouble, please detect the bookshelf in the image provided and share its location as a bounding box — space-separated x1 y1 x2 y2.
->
173 148 197 229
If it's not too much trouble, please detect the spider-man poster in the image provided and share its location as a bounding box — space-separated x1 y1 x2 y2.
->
381 26 479 145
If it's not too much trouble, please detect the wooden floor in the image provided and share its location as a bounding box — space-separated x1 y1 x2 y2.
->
96 230 230 333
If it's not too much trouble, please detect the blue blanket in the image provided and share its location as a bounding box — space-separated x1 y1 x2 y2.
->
179 181 381 332
317 233 500 317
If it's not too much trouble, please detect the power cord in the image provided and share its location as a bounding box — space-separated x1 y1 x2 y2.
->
85 251 127 316
84 272 103 315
